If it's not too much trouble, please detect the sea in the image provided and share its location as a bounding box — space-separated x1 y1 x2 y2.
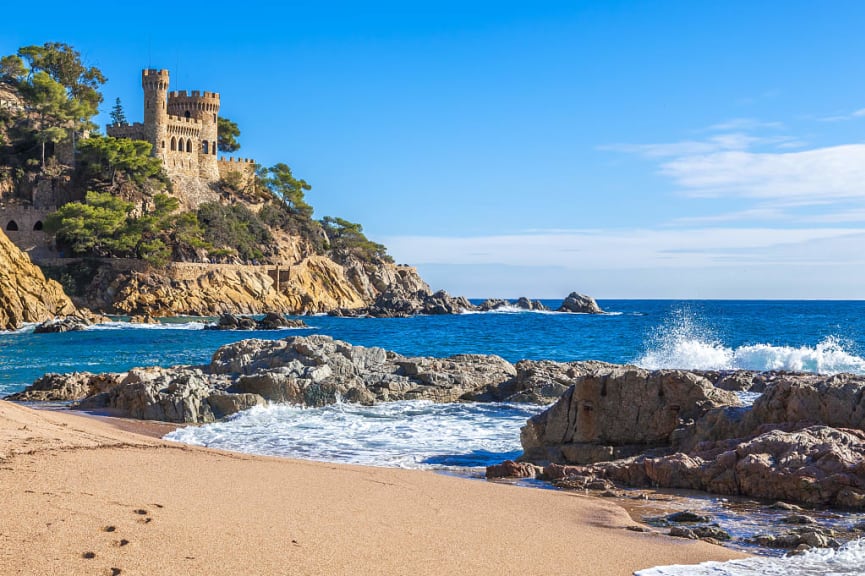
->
2 299 865 575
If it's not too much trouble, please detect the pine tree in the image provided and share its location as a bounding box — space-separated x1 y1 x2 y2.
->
109 97 127 126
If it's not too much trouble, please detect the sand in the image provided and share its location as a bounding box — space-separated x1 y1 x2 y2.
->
0 400 747 575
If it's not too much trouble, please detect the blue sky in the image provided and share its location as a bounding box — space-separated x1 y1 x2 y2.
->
4 1 865 298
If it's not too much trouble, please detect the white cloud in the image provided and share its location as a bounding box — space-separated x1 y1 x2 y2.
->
385 227 865 271
660 144 865 203
706 118 784 132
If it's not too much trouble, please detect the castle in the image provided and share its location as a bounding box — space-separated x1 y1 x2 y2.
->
107 69 255 197
2 68 255 256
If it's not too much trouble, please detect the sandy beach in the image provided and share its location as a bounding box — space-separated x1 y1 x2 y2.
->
0 400 746 575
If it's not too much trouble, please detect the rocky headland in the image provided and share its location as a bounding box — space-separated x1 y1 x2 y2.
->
0 229 78 330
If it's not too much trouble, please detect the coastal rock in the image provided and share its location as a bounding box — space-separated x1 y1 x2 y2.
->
556 292 603 314
10 335 529 422
204 312 307 331
519 366 739 464
33 315 94 333
0 229 77 330
477 297 549 312
516 297 548 311
6 372 122 402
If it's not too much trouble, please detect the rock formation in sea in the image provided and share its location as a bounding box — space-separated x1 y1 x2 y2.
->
557 292 604 314
491 368 865 510
0 229 77 330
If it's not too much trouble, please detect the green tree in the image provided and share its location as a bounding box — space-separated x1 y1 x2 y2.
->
0 55 26 84
19 71 82 166
217 116 240 152
262 163 312 216
320 216 393 263
45 191 134 256
77 135 167 188
17 42 106 126
109 97 127 126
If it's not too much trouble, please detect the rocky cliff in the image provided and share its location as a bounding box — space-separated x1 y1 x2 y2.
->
0 229 76 330
62 253 430 316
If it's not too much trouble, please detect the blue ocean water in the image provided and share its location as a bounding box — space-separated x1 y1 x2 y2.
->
5 300 865 574
2 300 865 396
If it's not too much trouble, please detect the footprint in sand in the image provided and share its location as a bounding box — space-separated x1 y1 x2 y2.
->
82 551 96 559
112 539 130 548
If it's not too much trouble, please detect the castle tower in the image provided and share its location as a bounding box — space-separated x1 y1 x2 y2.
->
166 89 220 181
141 69 170 162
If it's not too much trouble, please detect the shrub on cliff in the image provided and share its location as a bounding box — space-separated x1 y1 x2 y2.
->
46 191 207 266
320 216 393 264
196 202 276 263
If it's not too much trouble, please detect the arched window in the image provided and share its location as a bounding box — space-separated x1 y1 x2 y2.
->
203 140 209 155
170 137 176 151
161 140 165 149
178 138 185 153
33 221 43 231
212 144 217 155
186 140 192 153
6 221 18 231
184 110 190 119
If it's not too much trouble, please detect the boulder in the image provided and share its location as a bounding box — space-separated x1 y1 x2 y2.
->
519 366 739 464
556 292 603 314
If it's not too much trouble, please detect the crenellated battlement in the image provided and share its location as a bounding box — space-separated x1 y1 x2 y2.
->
218 157 256 164
169 90 220 100
166 115 202 125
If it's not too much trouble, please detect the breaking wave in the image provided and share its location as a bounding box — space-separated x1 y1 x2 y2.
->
165 400 545 471
635 308 865 375
637 537 865 576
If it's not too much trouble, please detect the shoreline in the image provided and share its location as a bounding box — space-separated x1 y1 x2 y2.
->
0 400 747 575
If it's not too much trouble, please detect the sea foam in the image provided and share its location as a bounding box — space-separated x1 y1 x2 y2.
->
636 309 865 375
165 400 544 470
637 537 865 576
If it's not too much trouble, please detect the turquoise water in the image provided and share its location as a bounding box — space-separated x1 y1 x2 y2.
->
2 300 865 396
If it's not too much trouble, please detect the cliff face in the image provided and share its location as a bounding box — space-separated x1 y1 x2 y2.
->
70 253 430 317
0 230 76 329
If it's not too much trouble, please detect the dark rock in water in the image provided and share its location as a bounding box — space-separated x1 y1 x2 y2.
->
515 297 549 311
333 287 475 317
666 511 711 523
751 525 841 549
477 297 549 312
33 315 92 333
205 312 306 331
556 292 603 314
478 298 510 311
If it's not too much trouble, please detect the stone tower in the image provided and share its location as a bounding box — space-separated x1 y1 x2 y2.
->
141 69 169 162
167 88 220 181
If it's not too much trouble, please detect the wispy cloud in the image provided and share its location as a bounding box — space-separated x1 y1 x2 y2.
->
816 107 865 122
705 118 784 132
385 227 865 271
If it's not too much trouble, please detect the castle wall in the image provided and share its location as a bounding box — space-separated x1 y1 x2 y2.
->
106 123 147 141
217 157 256 191
1 203 54 256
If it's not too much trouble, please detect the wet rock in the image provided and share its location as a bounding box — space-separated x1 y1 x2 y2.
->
477 299 509 311
666 511 711 523
205 312 307 331
767 501 803 511
515 297 548 311
485 460 541 479
782 514 817 525
556 292 603 314
33 315 92 333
